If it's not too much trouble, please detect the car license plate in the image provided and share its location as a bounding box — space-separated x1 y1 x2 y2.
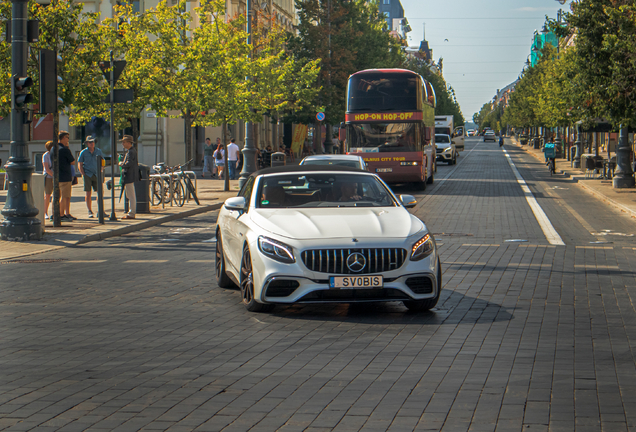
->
330 275 383 289
376 168 392 173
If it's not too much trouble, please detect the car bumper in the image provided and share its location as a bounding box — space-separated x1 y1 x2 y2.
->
249 240 440 305
436 152 453 162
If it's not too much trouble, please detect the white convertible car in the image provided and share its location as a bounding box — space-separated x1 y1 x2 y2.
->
215 165 442 312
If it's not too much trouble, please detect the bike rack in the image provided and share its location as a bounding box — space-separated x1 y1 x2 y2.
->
183 171 197 203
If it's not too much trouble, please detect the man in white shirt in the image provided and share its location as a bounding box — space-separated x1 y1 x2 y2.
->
226 138 240 180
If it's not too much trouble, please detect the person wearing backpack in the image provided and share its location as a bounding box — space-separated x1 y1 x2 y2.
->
213 138 225 180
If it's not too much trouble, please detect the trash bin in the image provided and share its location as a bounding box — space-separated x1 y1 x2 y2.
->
519 134 528 145
533 137 541 149
271 152 286 168
134 163 150 213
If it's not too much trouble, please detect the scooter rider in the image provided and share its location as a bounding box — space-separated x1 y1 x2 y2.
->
499 134 504 147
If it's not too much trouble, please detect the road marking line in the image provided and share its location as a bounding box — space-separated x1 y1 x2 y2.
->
461 244 500 247
124 260 169 263
187 260 215 263
518 245 556 248
574 264 620 269
503 149 565 246
575 246 613 250
66 260 107 263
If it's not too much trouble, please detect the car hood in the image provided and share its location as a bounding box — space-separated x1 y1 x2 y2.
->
250 207 425 240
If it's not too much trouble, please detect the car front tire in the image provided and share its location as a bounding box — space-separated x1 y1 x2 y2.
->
216 232 236 288
240 245 273 312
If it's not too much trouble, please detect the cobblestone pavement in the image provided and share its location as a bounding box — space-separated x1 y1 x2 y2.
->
1 138 635 431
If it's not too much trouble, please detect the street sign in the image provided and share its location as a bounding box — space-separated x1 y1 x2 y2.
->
102 88 134 104
98 60 126 86
316 112 325 122
317 106 325 113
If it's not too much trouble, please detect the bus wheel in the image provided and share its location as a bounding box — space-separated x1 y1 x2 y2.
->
414 181 427 191
427 170 434 184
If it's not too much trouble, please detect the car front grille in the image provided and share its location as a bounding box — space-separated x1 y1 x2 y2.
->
301 248 407 274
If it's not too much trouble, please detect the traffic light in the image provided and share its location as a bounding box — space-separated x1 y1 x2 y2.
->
39 49 63 114
12 75 34 109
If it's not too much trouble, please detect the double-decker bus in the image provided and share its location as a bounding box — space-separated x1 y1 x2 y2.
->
343 69 436 189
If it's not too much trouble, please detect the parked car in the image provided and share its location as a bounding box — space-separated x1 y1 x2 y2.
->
215 165 442 313
467 129 475 136
483 131 497 142
299 154 368 171
435 134 457 165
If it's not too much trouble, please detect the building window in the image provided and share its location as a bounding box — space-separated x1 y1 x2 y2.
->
383 0 390 4
385 11 390 18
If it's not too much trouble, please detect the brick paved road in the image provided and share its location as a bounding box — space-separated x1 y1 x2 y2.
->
1 137 635 431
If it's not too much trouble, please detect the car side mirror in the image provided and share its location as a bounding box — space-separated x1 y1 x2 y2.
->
400 194 417 209
224 196 247 211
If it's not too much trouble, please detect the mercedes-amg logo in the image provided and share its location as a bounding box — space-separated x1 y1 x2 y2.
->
346 252 366 273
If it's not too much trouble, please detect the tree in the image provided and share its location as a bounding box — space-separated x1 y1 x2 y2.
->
567 0 636 127
288 0 405 126
405 57 465 126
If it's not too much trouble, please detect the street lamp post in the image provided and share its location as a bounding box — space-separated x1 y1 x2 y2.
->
239 0 256 189
0 0 43 241
613 127 635 188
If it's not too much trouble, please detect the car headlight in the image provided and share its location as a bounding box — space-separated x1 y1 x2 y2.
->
258 236 295 264
443 147 452 152
411 233 435 261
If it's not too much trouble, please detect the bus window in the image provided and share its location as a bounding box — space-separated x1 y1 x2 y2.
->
349 123 421 152
348 73 418 112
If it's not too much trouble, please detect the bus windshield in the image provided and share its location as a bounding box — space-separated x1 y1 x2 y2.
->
348 123 420 152
348 73 419 112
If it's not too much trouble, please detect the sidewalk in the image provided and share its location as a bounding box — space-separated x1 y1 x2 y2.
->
509 136 636 219
0 177 239 261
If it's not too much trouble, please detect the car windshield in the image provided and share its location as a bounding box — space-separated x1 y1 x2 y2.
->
301 159 360 168
435 135 450 144
257 173 396 208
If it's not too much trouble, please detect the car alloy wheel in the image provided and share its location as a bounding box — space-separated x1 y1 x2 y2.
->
240 245 272 312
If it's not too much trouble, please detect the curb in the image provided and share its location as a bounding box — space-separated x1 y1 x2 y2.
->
75 202 224 245
510 138 636 219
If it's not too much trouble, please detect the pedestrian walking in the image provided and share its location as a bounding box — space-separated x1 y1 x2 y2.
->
227 138 240 180
77 135 104 218
43 140 54 220
202 138 215 178
214 139 225 180
119 135 138 219
332 134 341 154
58 131 76 222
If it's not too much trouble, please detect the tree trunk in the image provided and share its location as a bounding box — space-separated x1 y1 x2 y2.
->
53 112 61 227
184 110 193 168
223 120 230 192
131 116 139 150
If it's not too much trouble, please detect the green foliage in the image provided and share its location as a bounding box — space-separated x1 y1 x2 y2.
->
288 0 406 125
0 0 105 119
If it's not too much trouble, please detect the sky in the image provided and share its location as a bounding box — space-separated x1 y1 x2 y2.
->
400 0 570 123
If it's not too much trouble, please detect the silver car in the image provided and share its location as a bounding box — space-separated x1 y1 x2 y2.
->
299 154 368 171
215 165 442 313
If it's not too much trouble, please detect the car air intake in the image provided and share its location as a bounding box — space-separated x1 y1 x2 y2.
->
266 280 300 297
301 248 407 274
405 276 433 294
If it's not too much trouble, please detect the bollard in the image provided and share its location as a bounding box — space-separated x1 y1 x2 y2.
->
97 156 105 224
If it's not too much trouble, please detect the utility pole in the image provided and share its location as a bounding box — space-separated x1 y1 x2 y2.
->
0 0 43 241
239 0 256 189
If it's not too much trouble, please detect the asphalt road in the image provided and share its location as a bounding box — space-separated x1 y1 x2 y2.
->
1 137 635 431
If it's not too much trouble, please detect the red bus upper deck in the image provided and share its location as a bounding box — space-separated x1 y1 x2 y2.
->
344 69 436 187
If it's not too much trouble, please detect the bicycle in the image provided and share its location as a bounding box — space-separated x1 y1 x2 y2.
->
150 160 199 207
547 157 556 176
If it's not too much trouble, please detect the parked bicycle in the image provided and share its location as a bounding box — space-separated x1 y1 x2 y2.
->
151 160 199 207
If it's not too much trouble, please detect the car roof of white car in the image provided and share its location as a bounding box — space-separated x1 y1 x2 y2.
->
254 164 367 176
